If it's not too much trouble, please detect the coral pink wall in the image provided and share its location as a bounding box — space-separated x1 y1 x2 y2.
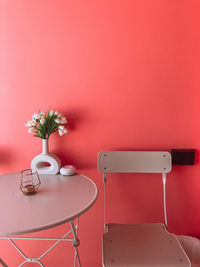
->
1 1 200 266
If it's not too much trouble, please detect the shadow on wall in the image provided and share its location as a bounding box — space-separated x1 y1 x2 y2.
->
0 148 13 167
62 111 79 131
55 150 95 170
53 109 96 170
62 109 89 131
194 149 199 164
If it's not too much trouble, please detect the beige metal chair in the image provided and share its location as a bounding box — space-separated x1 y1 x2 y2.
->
98 151 191 267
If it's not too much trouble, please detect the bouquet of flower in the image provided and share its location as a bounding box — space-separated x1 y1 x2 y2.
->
25 110 67 139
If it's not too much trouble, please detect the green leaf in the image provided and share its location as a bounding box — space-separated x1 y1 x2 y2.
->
33 134 42 138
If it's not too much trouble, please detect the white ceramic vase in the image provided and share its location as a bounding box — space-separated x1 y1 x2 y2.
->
31 139 61 174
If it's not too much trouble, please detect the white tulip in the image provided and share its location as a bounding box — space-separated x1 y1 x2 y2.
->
32 120 37 126
55 118 61 124
58 125 64 130
60 117 67 124
58 128 67 136
57 113 62 118
58 129 64 136
40 118 45 125
25 120 31 127
25 120 36 127
32 113 40 120
49 110 54 116
40 112 45 117
28 127 34 133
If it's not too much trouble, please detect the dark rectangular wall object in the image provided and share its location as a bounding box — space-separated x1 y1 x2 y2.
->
171 149 195 165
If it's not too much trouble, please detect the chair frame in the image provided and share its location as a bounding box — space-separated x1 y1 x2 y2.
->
98 151 192 267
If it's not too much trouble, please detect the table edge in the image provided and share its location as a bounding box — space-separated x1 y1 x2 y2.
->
0 173 98 237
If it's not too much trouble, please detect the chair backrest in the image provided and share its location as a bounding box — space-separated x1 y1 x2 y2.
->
98 151 172 231
98 151 172 174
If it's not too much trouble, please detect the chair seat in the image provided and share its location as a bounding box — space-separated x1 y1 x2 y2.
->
103 223 191 267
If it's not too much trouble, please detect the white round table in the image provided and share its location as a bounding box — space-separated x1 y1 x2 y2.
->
0 172 98 267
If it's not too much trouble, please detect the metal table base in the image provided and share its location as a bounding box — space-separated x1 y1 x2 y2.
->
0 218 81 267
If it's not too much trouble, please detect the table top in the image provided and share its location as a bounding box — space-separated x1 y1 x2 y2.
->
0 173 98 236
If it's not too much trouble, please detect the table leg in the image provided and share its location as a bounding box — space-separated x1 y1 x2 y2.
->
75 217 79 266
8 238 46 267
2 220 81 266
70 219 81 267
18 259 45 267
6 228 73 267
